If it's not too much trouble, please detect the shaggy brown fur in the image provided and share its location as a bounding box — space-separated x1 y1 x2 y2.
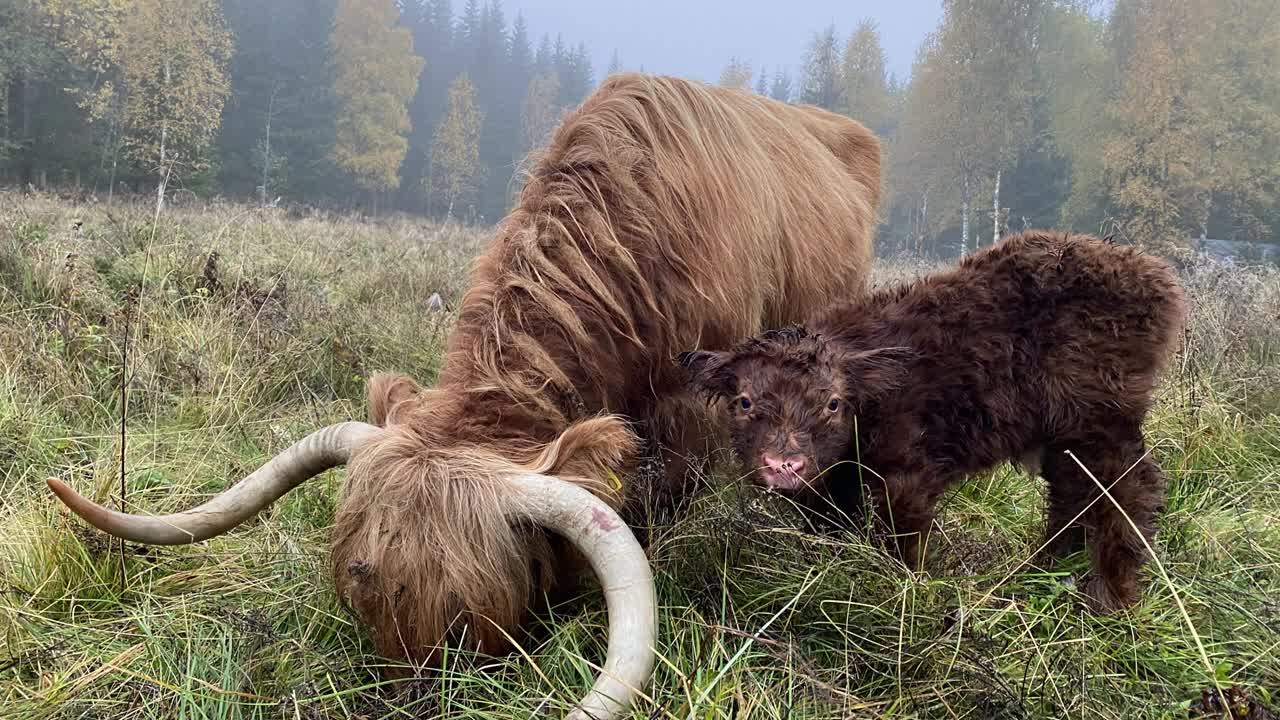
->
331 73 881 664
682 231 1188 611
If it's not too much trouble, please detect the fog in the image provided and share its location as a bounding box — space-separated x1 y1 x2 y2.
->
2 0 1277 259
501 0 941 82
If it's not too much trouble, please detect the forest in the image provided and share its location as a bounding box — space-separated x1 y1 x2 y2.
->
2 0 1279 257
4 2 1280 717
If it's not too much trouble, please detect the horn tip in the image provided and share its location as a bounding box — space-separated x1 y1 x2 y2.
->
47 477 91 516
47 476 72 498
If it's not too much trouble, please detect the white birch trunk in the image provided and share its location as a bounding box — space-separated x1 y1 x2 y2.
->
960 173 971 257
992 169 1002 245
919 191 928 254
261 82 278 205
155 118 168 214
155 59 172 215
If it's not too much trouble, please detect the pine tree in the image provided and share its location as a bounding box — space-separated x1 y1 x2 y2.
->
754 66 769 95
430 73 485 217
607 49 622 76
769 69 793 103
535 33 554 70
458 0 481 47
510 13 533 78
219 0 342 201
329 0 425 201
799 24 842 110
556 41 593 108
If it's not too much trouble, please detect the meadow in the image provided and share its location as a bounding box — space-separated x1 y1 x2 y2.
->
1 191 1278 719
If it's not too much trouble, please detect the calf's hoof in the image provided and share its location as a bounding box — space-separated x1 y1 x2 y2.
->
1082 573 1138 613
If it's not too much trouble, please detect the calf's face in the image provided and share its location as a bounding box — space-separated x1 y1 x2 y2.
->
679 329 856 497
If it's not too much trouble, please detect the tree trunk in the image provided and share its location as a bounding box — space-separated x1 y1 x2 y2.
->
155 59 172 215
425 153 435 216
919 191 928 255
17 75 34 186
960 173 971 257
155 118 169 214
261 81 278 205
992 169 1002 246
108 138 119 204
1 79 9 168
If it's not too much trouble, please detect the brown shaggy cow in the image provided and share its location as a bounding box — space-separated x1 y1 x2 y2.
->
681 231 1188 612
47 74 881 716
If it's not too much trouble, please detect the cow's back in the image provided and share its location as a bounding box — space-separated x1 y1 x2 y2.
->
452 73 881 421
555 74 880 360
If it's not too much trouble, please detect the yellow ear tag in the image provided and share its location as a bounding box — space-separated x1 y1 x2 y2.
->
604 469 623 492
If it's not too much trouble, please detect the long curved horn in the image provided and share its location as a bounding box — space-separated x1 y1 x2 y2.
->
502 472 657 720
47 421 379 544
47 426 657 718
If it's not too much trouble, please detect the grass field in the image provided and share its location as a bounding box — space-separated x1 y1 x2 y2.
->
2 191 1278 719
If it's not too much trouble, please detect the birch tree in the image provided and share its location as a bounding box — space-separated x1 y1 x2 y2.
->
430 74 485 217
330 0 424 207
100 0 232 211
519 70 559 157
1103 0 1207 252
840 19 891 135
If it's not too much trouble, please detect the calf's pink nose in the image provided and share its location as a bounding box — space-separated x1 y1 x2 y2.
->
762 453 807 475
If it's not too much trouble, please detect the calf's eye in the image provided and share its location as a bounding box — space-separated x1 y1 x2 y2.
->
826 398 841 412
738 396 752 411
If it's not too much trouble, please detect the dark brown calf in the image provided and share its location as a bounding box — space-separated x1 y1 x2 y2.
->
682 230 1188 611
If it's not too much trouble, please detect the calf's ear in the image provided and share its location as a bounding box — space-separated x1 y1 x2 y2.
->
677 350 736 399
841 346 912 402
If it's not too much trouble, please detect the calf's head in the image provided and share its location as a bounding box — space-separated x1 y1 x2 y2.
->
680 327 905 497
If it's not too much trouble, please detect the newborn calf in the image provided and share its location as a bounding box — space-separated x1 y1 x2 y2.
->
681 230 1188 611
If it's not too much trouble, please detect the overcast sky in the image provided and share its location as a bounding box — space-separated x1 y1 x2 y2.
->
502 0 943 86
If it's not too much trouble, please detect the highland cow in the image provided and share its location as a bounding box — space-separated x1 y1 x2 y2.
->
682 231 1188 612
47 74 881 718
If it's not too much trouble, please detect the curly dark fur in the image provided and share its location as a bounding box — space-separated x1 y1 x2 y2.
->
682 230 1189 611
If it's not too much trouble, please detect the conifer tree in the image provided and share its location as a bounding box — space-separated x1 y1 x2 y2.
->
769 69 793 103
799 24 842 109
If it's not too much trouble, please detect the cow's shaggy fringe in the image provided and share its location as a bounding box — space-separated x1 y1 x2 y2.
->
329 73 881 663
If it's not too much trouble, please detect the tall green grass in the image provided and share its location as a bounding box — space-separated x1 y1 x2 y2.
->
1 192 1277 719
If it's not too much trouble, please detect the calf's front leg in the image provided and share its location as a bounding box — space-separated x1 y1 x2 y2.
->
872 476 940 573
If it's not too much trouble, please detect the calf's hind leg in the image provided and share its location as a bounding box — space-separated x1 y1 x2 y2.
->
1048 429 1167 611
1040 445 1090 562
